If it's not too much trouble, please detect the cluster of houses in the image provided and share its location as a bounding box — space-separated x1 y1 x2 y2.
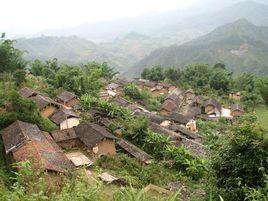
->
0 79 245 182
0 87 156 179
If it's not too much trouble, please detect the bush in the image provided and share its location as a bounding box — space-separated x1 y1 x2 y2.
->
211 114 268 201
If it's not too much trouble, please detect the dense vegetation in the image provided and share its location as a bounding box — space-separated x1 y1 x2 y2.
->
133 19 268 76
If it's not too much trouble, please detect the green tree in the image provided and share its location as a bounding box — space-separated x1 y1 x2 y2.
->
211 114 268 201
0 39 27 73
13 69 26 86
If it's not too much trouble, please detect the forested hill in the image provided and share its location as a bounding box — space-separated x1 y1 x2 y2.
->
131 19 268 76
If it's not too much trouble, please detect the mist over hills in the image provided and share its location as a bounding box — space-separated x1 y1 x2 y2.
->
14 1 268 75
131 19 268 76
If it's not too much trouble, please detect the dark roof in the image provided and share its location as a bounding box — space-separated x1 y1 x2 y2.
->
74 123 118 149
134 111 166 124
30 94 58 110
160 100 178 113
51 128 77 142
149 122 183 141
168 112 191 125
204 99 222 111
57 91 77 103
112 96 130 107
1 120 46 154
181 138 206 156
117 139 153 163
186 106 202 118
165 88 184 102
169 124 202 140
50 108 79 125
19 87 39 98
231 104 244 112
1 121 73 172
13 132 73 173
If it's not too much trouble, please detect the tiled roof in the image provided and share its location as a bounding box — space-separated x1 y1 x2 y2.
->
50 107 79 125
57 91 77 103
19 87 39 98
74 123 118 149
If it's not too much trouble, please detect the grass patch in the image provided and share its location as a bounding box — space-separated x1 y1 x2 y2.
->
255 106 268 130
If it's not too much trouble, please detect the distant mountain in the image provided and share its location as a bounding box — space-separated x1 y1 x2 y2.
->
15 1 268 74
131 19 268 76
14 34 165 72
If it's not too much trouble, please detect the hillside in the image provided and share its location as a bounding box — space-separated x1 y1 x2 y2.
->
15 34 165 72
131 19 268 76
15 1 268 75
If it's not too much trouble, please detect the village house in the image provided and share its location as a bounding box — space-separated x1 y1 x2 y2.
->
229 92 241 101
150 85 168 97
160 88 185 116
30 94 59 118
184 89 195 100
51 128 80 149
231 103 244 117
158 82 176 93
1 121 73 174
74 123 118 157
160 100 178 116
19 87 39 98
56 91 79 108
203 99 222 117
50 107 80 130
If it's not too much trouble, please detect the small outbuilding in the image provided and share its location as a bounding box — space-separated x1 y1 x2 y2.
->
56 91 79 108
231 104 244 117
50 107 80 130
74 123 118 157
203 99 222 117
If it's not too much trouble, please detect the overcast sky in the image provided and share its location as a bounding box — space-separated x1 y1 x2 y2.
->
1 0 197 36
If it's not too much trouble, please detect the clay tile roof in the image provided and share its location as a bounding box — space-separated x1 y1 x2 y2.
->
168 112 191 125
51 128 77 142
1 121 73 173
166 88 184 102
57 91 77 103
50 108 79 125
231 104 244 112
161 100 178 112
19 87 39 98
74 123 118 149
13 138 73 173
1 120 46 154
117 139 153 163
30 94 58 110
204 99 222 110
